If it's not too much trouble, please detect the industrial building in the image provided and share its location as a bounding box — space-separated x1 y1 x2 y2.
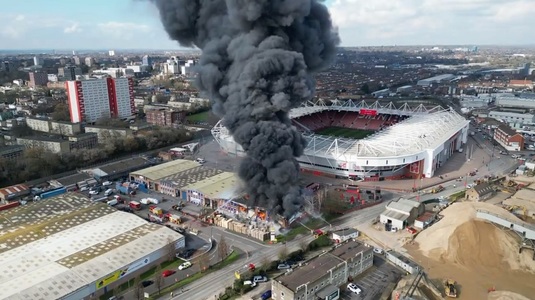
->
465 183 495 202
272 240 373 300
0 184 30 202
384 251 420 275
0 193 185 300
379 198 424 230
130 159 240 208
91 157 152 181
489 111 535 127
496 93 535 109
493 124 525 151
417 74 456 86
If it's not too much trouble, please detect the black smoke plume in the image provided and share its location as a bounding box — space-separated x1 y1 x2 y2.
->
150 0 339 217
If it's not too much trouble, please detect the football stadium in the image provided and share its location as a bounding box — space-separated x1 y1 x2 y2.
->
212 100 470 180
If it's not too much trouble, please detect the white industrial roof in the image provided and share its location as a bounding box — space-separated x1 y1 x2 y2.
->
0 194 183 300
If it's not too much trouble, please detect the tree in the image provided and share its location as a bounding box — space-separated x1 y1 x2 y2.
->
195 253 210 273
51 103 70 121
154 265 164 295
278 247 289 262
11 124 34 137
133 276 144 300
299 239 308 253
260 257 271 272
166 236 176 262
218 236 229 261
360 83 370 94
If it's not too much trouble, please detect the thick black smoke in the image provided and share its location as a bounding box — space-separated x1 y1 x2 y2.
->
150 0 339 217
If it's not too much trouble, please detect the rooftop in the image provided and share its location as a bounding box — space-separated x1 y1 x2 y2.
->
51 172 91 187
381 209 409 221
0 184 29 198
386 201 414 214
96 157 151 176
158 166 224 189
0 193 183 300
130 159 200 181
276 240 370 292
181 172 240 199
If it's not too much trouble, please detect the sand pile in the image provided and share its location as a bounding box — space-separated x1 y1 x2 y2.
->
414 202 535 272
488 291 531 300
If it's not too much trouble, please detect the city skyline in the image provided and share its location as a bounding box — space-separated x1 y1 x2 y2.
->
0 0 533 50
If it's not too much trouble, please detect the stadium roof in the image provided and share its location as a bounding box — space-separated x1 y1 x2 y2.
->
0 193 183 300
303 108 469 158
130 159 200 181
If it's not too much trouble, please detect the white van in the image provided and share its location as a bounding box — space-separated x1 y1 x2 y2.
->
107 199 118 206
104 189 113 196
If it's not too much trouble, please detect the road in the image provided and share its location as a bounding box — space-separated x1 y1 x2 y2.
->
156 200 396 300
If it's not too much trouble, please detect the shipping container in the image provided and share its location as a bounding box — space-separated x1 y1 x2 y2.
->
40 187 67 200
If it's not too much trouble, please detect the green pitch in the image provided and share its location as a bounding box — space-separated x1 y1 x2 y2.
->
316 127 375 139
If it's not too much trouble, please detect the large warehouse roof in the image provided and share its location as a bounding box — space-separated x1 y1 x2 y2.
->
0 193 183 300
130 159 200 181
181 172 240 199
304 109 469 158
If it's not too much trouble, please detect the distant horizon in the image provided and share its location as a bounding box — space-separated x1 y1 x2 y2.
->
1 44 535 54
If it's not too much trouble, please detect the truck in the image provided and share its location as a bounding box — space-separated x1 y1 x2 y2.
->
116 182 133 195
431 185 445 194
129 201 141 210
444 279 457 298
149 206 163 216
35 187 67 201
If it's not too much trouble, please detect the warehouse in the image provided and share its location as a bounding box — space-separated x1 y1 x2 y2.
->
0 193 184 300
379 198 424 230
417 74 455 86
91 157 152 181
180 172 241 209
129 159 226 197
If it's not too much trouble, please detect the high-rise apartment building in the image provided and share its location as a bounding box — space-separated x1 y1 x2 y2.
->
142 55 152 66
33 56 43 66
66 78 135 123
73 56 82 65
58 65 82 80
29 72 48 87
85 57 94 67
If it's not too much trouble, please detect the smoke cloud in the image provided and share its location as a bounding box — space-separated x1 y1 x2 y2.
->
150 0 339 217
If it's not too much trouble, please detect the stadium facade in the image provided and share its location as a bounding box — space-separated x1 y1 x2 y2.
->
212 100 470 180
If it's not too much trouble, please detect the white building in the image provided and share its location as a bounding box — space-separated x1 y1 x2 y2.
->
489 111 535 126
108 50 115 56
66 78 135 123
33 56 43 66
47 74 58 82
496 93 535 109
84 57 94 67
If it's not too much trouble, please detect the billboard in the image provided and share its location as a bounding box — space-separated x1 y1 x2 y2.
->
96 257 151 290
359 109 377 116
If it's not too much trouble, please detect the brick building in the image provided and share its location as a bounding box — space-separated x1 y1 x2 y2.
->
493 124 524 151
29 72 48 88
145 109 186 127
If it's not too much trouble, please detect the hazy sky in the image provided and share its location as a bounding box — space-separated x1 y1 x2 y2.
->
0 0 532 50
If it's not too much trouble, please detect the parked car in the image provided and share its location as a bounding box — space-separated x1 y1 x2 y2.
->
178 261 192 270
347 283 362 294
162 270 176 277
373 247 384 255
253 276 268 283
243 280 257 287
80 186 89 192
89 190 99 195
141 280 154 287
277 264 291 270
179 249 196 259
102 181 113 186
261 290 272 300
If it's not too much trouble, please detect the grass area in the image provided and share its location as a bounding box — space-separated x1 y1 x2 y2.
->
99 258 186 300
186 111 210 122
149 251 240 299
316 126 375 139
277 218 327 243
450 190 466 202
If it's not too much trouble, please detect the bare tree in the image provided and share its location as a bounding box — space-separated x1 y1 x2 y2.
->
133 276 144 300
154 265 164 295
278 247 289 262
166 236 177 262
195 253 210 273
217 236 229 261
299 239 308 253
260 257 271 272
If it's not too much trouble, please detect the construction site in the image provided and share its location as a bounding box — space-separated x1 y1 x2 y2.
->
402 195 535 300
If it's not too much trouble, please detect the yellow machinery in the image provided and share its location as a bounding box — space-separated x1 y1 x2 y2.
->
444 279 458 298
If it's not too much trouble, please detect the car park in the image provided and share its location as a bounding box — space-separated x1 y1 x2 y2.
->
178 261 192 270
162 270 176 277
347 283 362 294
